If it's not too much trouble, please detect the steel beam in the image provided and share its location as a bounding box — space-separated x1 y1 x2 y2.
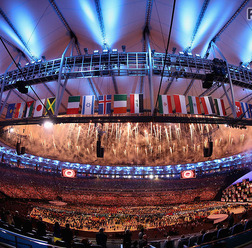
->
187 0 210 51
144 31 154 114
204 0 249 58
48 0 81 55
55 38 74 116
211 43 236 118
163 77 175 94
1 115 252 127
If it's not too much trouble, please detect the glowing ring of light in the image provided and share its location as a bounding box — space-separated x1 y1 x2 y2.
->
64 169 75 178
183 170 193 178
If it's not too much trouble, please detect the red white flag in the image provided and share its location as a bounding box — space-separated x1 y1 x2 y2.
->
235 101 243 118
33 99 45 117
174 95 187 114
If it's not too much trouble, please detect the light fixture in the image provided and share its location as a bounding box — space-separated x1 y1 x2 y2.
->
43 120 53 129
9 127 14 133
93 50 99 55
122 45 126 52
102 49 109 54
195 54 201 58
187 52 193 56
172 47 176 54
179 51 184 55
112 48 118 53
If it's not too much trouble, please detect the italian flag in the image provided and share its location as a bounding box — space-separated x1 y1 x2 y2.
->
200 96 215 115
130 94 143 113
188 96 201 115
67 96 80 115
214 98 226 116
174 95 187 114
158 95 172 114
25 101 34 118
114 94 127 114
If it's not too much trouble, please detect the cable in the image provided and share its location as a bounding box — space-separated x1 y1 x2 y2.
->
154 0 177 115
0 37 52 117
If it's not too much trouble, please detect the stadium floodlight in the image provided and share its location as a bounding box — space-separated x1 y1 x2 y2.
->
43 120 53 129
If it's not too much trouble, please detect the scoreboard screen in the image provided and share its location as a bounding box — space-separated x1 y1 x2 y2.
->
180 170 196 179
62 169 77 178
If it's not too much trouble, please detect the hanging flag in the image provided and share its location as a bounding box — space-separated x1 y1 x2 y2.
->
235 101 243 118
249 104 252 118
14 102 25 119
158 95 172 114
33 99 45 117
240 102 251 119
45 97 56 115
130 94 143 114
188 96 201 115
114 94 127 114
25 101 34 118
67 96 80 115
98 95 111 114
214 98 226 116
200 96 215 115
6 103 15 119
174 95 187 114
82 95 95 115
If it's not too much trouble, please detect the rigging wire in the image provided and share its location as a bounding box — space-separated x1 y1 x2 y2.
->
153 0 177 115
0 37 52 117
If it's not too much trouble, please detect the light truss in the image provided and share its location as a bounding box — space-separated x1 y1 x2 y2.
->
1 52 251 92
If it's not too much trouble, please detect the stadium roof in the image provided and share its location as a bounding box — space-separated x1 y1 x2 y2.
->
0 0 251 118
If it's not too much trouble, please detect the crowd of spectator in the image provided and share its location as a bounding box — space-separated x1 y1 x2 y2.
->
0 164 226 207
221 178 252 203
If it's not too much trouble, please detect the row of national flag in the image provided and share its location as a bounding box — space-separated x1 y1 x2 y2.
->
5 94 252 119
158 94 252 118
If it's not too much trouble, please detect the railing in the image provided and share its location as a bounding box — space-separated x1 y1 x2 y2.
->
0 227 61 248
1 52 251 91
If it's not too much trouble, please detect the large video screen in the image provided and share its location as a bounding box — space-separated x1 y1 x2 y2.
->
62 169 77 178
180 170 196 179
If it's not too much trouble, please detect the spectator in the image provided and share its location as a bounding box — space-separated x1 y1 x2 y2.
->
53 222 62 243
138 227 145 240
5 210 13 225
96 228 107 248
62 223 73 248
164 236 173 248
13 211 22 229
227 212 234 228
36 217 46 237
139 234 148 248
22 215 33 234
123 229 132 248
